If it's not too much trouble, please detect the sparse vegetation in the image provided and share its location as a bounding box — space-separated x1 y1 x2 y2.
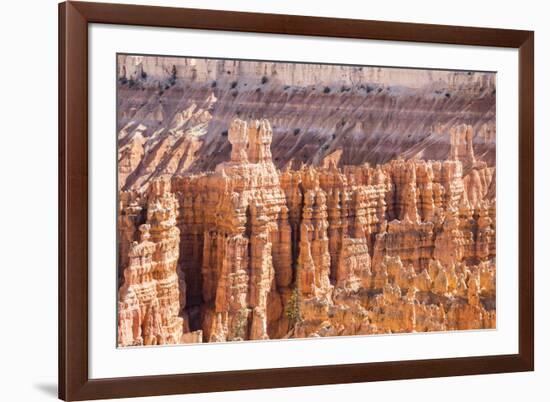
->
168 65 177 86
285 287 301 326
233 308 248 339
116 58 497 345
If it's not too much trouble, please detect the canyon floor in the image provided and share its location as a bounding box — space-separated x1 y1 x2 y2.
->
117 56 496 346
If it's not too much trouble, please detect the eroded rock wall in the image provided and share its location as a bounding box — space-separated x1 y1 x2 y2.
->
118 179 189 346
116 58 496 192
117 118 496 346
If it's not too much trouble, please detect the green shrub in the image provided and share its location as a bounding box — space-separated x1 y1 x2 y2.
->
285 287 301 326
234 308 248 339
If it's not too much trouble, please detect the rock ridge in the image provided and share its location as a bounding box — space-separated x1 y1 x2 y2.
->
117 118 496 346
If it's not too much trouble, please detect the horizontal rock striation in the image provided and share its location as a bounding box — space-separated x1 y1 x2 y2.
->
117 57 496 191
117 117 496 346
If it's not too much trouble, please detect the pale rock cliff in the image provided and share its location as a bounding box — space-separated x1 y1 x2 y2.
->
116 58 496 191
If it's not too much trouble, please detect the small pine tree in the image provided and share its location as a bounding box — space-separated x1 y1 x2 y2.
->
285 287 301 326
234 308 248 339
168 65 177 86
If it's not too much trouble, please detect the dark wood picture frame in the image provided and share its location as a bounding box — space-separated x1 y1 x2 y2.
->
59 1 534 400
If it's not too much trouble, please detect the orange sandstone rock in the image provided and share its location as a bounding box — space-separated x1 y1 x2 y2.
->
118 179 184 346
117 117 496 345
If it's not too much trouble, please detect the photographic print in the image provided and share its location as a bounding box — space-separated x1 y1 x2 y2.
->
116 54 496 347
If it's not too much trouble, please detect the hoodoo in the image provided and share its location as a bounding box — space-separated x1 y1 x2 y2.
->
117 117 496 345
116 56 496 346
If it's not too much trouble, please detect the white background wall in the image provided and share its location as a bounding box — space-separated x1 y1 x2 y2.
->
0 0 546 401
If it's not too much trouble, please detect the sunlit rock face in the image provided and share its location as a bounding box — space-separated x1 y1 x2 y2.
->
118 118 496 345
117 180 186 346
117 56 496 346
116 56 495 192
